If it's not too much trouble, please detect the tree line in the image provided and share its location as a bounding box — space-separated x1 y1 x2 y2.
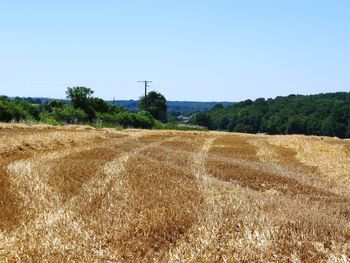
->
192 92 350 138
0 87 167 129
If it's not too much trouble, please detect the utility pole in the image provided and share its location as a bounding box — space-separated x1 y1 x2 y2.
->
138 80 152 111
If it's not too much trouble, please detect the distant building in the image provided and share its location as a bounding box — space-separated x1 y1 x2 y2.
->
176 115 192 123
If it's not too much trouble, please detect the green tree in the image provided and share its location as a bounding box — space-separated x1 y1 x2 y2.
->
346 124 350 138
320 117 335 136
192 113 212 129
139 91 167 122
218 116 229 130
287 115 307 134
54 105 87 123
306 114 321 135
228 117 236 132
46 100 64 111
66 87 95 121
0 100 13 122
91 97 110 113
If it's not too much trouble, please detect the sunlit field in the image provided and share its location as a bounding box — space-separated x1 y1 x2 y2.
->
0 124 349 262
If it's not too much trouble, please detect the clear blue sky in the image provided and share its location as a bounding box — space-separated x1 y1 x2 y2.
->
0 1 349 101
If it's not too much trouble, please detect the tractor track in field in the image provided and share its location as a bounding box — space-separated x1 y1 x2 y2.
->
168 135 235 262
153 143 346 200
1 133 180 261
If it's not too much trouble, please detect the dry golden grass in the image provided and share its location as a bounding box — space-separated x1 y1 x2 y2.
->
0 124 350 262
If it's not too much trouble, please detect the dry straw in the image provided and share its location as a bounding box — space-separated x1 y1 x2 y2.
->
0 125 349 262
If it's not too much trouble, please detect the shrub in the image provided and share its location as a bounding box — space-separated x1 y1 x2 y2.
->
53 106 87 123
0 100 30 122
96 111 155 129
39 112 63 126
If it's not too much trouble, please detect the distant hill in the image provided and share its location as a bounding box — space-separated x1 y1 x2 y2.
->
6 96 234 117
110 100 234 116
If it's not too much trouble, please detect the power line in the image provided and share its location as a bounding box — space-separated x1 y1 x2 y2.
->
138 80 152 111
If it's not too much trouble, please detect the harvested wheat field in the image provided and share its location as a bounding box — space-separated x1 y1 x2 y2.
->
0 124 350 262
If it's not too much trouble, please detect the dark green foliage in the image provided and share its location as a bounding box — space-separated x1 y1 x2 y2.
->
0 101 16 122
91 98 110 113
45 100 65 111
219 116 229 130
66 87 96 121
192 92 350 138
47 105 87 124
96 111 154 129
66 87 94 108
0 99 37 122
17 101 41 120
286 115 307 134
320 117 335 136
192 112 212 129
346 124 350 138
139 91 167 122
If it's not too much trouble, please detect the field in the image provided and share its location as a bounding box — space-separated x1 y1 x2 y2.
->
0 124 349 262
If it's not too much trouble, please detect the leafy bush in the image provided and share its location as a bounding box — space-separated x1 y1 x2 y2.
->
0 100 31 122
39 112 63 126
96 111 155 129
0 100 14 122
53 106 87 123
